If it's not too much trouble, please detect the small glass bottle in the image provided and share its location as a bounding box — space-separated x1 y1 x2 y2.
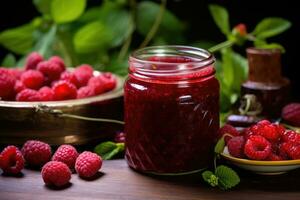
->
124 46 220 174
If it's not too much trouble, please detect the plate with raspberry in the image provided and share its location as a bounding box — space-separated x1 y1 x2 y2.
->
0 52 125 145
218 121 300 175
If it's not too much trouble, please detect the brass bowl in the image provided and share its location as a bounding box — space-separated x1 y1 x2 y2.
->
0 73 125 146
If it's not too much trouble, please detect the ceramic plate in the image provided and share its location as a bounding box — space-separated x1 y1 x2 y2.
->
221 147 300 175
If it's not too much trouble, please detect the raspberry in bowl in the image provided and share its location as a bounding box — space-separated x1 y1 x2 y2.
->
0 52 124 145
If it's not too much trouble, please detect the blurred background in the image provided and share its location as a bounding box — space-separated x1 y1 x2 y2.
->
0 0 299 103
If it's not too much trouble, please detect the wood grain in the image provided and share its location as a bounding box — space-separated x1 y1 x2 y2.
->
1 160 300 200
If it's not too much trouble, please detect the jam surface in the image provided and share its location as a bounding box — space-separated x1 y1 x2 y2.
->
125 56 219 174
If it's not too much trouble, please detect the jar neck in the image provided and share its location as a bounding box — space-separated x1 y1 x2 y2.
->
129 46 215 83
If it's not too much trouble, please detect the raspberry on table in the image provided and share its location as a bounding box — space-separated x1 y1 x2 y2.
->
227 136 245 158
16 89 41 102
37 60 64 82
244 135 272 160
21 140 52 167
75 151 102 178
52 145 79 169
52 80 77 100
74 64 94 87
0 145 25 175
217 124 240 143
49 56 66 71
282 103 300 127
20 70 44 90
38 86 54 101
42 161 71 187
0 68 16 100
77 86 95 99
25 52 43 70
60 71 80 88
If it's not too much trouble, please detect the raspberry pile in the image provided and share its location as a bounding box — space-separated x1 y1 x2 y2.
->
0 52 117 101
219 120 300 161
0 140 103 188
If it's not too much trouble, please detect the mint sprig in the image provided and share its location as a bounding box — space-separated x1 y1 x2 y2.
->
94 141 125 160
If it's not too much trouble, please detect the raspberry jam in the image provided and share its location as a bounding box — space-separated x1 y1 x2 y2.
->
125 46 219 174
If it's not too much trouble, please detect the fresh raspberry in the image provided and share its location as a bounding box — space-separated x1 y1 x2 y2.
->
52 80 77 100
87 76 106 95
20 70 44 90
114 132 126 143
38 86 54 101
282 130 300 144
0 146 24 174
74 64 94 87
77 86 95 99
75 151 102 178
282 103 300 127
8 68 23 79
279 142 293 160
52 145 79 169
16 89 41 102
258 123 280 142
22 140 52 167
14 80 26 93
49 56 66 71
25 52 43 70
37 61 64 82
227 136 245 158
275 124 286 137
266 153 283 161
101 72 117 91
41 161 71 187
233 23 247 36
241 127 254 140
249 124 260 135
257 119 271 126
0 68 16 100
217 124 240 143
60 71 79 88
244 135 272 160
287 145 300 160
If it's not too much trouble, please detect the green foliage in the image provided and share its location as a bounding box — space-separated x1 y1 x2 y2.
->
208 4 230 36
252 18 291 39
1 54 16 67
214 137 225 154
94 141 125 160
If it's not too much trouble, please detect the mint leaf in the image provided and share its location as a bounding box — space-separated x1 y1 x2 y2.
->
1 53 16 67
202 171 219 187
33 0 51 14
94 141 125 160
215 165 240 190
214 137 225 154
51 0 86 24
252 18 291 39
208 4 230 36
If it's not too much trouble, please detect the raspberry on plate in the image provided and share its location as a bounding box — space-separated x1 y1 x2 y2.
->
52 80 77 100
38 86 54 101
101 72 117 91
87 76 106 95
77 86 95 99
20 70 44 90
227 136 245 158
287 145 300 160
244 135 272 160
49 56 66 71
282 130 300 144
22 140 52 167
25 52 43 70
52 145 79 169
0 68 16 100
42 161 71 187
266 153 283 161
60 71 80 88
75 151 102 178
217 124 240 143
37 60 64 82
16 89 41 102
14 80 26 93
0 145 25 175
74 64 94 87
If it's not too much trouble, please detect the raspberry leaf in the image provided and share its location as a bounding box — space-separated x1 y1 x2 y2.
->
94 141 124 160
208 4 230 36
215 165 240 190
202 170 219 187
252 18 291 39
214 137 225 154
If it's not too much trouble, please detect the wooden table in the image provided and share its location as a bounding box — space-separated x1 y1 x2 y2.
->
1 159 300 200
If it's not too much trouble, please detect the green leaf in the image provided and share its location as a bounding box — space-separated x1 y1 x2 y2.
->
252 18 291 39
215 165 240 190
208 4 230 36
202 171 219 187
107 59 128 76
34 25 57 57
255 43 285 53
94 141 124 160
1 54 16 67
33 0 51 14
0 23 35 55
73 21 112 54
51 0 86 24
214 137 225 154
220 48 234 89
231 52 248 92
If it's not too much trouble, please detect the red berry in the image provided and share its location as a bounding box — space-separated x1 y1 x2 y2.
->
233 23 247 36
52 80 77 100
275 124 286 137
25 52 43 70
282 103 300 127
288 145 300 160
60 71 79 88
16 89 41 102
241 127 254 140
39 86 54 101
217 124 240 143
37 61 64 82
75 151 102 178
88 76 106 95
0 68 16 100
42 161 71 187
52 145 79 169
102 72 117 91
279 142 293 160
244 135 272 160
8 68 23 79
114 132 126 143
257 119 271 126
0 146 25 174
258 123 280 142
49 56 65 71
282 130 300 144
14 80 26 93
227 136 245 158
77 86 95 99
20 70 44 90
74 64 94 87
266 153 283 161
22 140 52 167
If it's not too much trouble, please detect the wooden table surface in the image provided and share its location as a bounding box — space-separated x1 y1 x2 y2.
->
1 159 300 200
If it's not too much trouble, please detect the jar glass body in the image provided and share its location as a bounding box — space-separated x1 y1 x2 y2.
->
124 46 220 174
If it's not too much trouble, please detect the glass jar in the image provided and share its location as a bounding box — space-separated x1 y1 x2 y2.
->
124 46 219 174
